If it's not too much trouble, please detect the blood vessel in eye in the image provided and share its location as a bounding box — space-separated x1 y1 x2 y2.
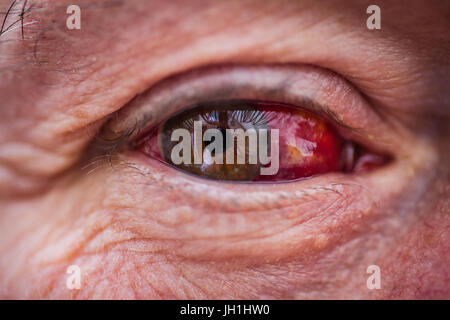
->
254 102 342 181
137 100 345 182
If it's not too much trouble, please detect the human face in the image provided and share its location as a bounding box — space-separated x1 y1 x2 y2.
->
0 0 448 299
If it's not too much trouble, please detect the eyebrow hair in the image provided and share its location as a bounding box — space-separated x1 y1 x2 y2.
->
0 0 35 39
0 0 42 67
0 0 124 39
0 0 125 72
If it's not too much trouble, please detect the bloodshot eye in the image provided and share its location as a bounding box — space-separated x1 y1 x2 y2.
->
135 100 387 182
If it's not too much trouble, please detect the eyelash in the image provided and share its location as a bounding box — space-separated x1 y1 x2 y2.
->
95 97 353 154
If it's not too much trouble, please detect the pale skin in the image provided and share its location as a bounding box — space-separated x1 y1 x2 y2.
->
0 0 448 299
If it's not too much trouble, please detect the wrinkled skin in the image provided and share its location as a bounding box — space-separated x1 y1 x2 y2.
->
0 0 448 299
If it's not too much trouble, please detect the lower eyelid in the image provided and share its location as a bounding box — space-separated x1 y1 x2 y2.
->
110 150 357 215
101 150 386 261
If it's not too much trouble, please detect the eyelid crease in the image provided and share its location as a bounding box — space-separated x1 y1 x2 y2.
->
94 64 395 156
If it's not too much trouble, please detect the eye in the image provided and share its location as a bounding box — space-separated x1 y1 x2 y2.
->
98 65 393 183
133 99 387 182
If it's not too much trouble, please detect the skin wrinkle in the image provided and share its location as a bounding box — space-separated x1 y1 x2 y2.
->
57 151 422 262
0 0 449 299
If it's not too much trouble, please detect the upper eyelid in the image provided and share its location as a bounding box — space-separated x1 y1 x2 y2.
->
97 64 391 153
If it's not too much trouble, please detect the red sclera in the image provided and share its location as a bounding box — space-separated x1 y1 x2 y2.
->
252 104 343 181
